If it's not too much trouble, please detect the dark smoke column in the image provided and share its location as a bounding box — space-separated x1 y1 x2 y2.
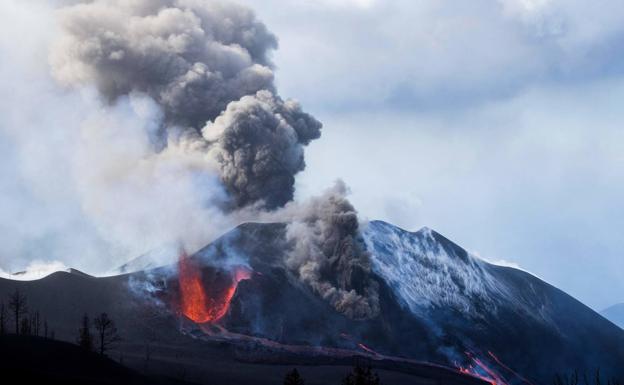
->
51 0 378 319
285 182 380 320
51 0 321 210
208 91 321 209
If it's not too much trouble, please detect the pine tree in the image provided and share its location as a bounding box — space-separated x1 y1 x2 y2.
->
342 363 381 385
20 317 31 336
77 314 93 351
31 311 40 336
0 302 5 335
8 289 27 335
283 368 305 385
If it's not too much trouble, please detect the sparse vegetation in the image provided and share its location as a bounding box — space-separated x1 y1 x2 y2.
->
0 302 5 335
342 362 381 385
554 369 621 385
8 289 27 335
19 317 31 335
283 368 305 385
93 312 120 355
31 311 41 336
77 313 93 351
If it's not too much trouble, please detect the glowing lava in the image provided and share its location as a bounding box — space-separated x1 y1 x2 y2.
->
178 251 251 323
487 351 534 385
357 343 379 356
457 351 509 385
456 350 535 385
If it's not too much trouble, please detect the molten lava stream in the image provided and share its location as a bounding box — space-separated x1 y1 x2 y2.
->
178 252 251 323
457 351 510 385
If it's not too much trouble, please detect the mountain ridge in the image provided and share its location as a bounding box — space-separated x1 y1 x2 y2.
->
601 303 624 329
0 220 622 384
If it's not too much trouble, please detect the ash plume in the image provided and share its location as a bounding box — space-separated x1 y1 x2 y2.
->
206 90 321 209
0 0 376 320
283 182 380 320
50 0 321 210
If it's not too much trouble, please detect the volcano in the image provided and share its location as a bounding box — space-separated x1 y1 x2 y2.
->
0 221 622 385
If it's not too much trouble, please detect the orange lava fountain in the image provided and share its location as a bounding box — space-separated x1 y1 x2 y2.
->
178 251 251 323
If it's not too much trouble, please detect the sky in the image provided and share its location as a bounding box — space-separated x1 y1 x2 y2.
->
238 0 624 311
0 0 622 312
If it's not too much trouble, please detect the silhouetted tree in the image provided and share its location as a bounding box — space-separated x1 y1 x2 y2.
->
555 370 579 385
43 319 48 339
554 369 621 385
20 317 31 335
283 368 305 385
342 362 381 385
8 289 27 335
142 327 157 373
77 313 93 351
0 302 6 335
31 311 40 336
93 313 120 355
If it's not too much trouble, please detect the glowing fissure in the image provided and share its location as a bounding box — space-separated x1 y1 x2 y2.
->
357 343 379 356
487 351 535 385
178 252 251 323
457 351 509 385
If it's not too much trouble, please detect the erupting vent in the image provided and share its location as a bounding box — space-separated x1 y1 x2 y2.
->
178 252 251 323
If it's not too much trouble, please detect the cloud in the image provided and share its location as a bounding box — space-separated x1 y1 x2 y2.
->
241 0 624 113
0 260 69 281
310 0 376 8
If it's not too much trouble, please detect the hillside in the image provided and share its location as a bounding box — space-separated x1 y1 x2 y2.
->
0 221 622 384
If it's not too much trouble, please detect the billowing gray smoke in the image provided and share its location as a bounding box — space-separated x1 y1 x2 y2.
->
207 90 321 209
284 182 380 320
44 0 376 319
50 0 321 209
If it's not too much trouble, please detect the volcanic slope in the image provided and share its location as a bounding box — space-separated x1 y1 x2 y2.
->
0 221 622 384
0 252 486 384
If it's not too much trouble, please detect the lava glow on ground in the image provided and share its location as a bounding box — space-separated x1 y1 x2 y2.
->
457 351 534 385
457 351 509 385
178 252 251 323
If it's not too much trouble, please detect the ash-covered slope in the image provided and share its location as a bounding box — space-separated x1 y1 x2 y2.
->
362 220 624 382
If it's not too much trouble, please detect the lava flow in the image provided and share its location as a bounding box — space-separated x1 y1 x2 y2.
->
178 251 251 323
457 351 509 385
487 351 534 385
